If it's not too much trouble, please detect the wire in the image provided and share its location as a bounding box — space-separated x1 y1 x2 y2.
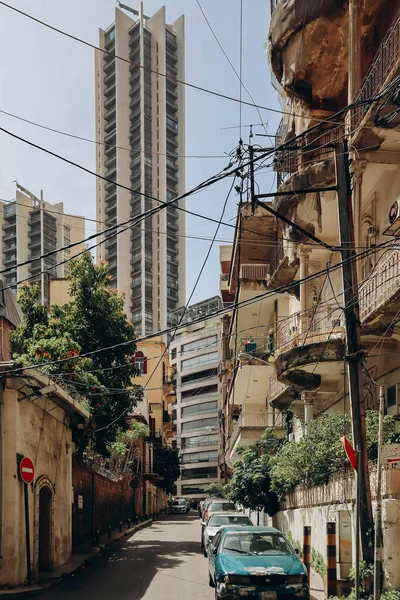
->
0 107 227 159
6 239 393 376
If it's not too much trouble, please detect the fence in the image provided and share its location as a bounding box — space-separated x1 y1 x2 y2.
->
353 9 400 129
358 241 400 322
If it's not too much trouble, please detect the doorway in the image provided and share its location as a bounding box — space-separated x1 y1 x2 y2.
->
38 486 52 572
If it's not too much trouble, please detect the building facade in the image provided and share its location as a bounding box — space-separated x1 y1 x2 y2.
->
0 184 85 306
170 297 224 500
95 3 186 333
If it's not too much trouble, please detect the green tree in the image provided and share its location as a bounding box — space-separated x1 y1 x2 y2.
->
229 445 279 516
12 253 138 454
153 446 181 494
204 482 227 498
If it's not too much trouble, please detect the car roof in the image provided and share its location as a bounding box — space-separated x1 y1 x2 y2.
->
219 526 283 533
208 512 247 518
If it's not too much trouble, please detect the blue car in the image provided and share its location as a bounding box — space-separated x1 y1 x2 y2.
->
208 526 309 600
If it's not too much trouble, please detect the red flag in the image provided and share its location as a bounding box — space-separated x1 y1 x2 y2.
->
341 436 357 470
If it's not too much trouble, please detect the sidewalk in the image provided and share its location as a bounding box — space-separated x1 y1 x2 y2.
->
0 519 153 598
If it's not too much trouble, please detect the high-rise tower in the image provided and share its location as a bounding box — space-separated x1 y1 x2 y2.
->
95 4 186 335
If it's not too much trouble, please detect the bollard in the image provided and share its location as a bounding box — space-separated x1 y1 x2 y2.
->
108 525 112 538
119 521 122 533
303 526 311 584
326 522 337 597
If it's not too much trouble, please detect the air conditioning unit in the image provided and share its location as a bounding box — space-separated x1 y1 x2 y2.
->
384 199 400 236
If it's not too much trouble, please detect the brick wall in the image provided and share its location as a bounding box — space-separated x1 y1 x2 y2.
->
72 459 136 548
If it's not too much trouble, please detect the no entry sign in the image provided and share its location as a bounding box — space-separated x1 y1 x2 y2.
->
19 457 35 484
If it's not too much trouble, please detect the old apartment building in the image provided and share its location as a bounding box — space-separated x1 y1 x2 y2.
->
221 0 400 593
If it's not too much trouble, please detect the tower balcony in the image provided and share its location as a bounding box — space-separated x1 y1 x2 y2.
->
274 304 345 390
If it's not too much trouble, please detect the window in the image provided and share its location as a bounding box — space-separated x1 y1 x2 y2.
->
387 385 397 408
181 485 207 496
181 352 218 371
221 532 293 557
181 466 218 480
181 335 217 355
181 368 217 386
132 351 147 374
181 385 218 401
182 434 218 448
181 401 217 418
171 348 177 360
181 417 217 433
208 515 252 528
181 451 217 464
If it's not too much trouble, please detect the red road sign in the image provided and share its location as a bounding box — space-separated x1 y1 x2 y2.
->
19 457 35 484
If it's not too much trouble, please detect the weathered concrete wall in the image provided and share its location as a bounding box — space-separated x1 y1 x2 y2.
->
1 388 73 587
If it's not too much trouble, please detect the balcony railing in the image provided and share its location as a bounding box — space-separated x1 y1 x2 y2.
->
240 264 268 281
230 410 284 448
239 336 271 355
269 372 289 404
358 242 400 323
269 237 284 277
273 123 344 184
276 304 344 354
353 9 400 129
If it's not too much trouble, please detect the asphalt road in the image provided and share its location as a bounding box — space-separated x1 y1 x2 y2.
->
39 512 214 600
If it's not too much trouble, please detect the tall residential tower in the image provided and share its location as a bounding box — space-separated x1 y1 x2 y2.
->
95 4 185 335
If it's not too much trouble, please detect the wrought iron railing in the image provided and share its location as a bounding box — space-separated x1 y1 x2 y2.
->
276 304 344 354
358 242 400 323
269 236 284 277
240 264 269 281
269 372 289 403
353 10 400 129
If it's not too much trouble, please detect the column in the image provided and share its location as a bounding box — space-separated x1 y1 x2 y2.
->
302 391 316 433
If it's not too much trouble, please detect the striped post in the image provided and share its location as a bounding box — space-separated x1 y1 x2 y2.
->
326 522 337 597
303 526 311 584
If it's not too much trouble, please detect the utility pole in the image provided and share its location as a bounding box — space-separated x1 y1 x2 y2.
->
373 386 384 600
335 141 374 566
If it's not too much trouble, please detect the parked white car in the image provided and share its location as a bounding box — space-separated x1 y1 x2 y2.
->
169 498 188 514
201 512 253 556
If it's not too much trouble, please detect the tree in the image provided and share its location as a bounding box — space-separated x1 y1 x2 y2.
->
153 446 180 494
12 253 138 454
204 483 226 498
229 444 279 516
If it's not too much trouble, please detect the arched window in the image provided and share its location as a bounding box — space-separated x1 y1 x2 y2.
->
132 351 147 374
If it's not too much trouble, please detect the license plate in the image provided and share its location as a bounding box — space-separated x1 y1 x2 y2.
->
260 592 277 600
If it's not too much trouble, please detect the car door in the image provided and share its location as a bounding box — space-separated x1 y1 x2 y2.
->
209 530 223 580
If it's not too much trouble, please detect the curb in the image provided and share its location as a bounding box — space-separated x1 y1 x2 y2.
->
0 519 153 598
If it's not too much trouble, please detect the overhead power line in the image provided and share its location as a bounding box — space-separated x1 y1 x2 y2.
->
6 239 392 376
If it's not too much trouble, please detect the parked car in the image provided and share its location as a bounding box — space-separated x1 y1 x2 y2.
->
198 500 206 518
169 499 188 514
208 526 310 600
201 512 253 556
203 499 236 522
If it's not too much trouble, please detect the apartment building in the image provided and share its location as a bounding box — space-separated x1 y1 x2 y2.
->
95 4 185 334
222 0 400 592
170 297 224 500
132 336 176 447
0 184 85 306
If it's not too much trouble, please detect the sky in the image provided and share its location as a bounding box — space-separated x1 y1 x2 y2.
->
0 0 281 306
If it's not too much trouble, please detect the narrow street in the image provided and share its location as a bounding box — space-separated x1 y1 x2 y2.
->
39 513 213 599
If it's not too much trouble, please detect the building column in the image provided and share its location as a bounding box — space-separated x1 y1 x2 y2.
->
348 0 361 104
302 391 316 433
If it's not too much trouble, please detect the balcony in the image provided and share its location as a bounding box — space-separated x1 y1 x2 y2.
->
358 242 400 325
229 409 285 463
269 371 296 409
353 9 400 130
240 263 268 281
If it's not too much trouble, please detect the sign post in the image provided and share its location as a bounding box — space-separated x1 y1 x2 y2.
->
17 456 34 584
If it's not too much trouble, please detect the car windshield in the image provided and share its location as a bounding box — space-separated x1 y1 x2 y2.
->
209 515 252 527
209 502 236 512
173 500 186 505
222 532 293 556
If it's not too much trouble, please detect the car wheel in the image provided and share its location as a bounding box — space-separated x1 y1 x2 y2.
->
215 587 221 600
208 572 215 588
203 546 207 557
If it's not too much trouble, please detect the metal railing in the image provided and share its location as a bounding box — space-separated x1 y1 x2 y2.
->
358 242 400 323
240 264 269 281
276 304 344 354
353 9 400 129
239 336 270 355
269 372 289 403
273 123 344 184
269 237 284 277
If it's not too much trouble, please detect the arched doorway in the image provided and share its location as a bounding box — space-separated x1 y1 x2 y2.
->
38 486 52 572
